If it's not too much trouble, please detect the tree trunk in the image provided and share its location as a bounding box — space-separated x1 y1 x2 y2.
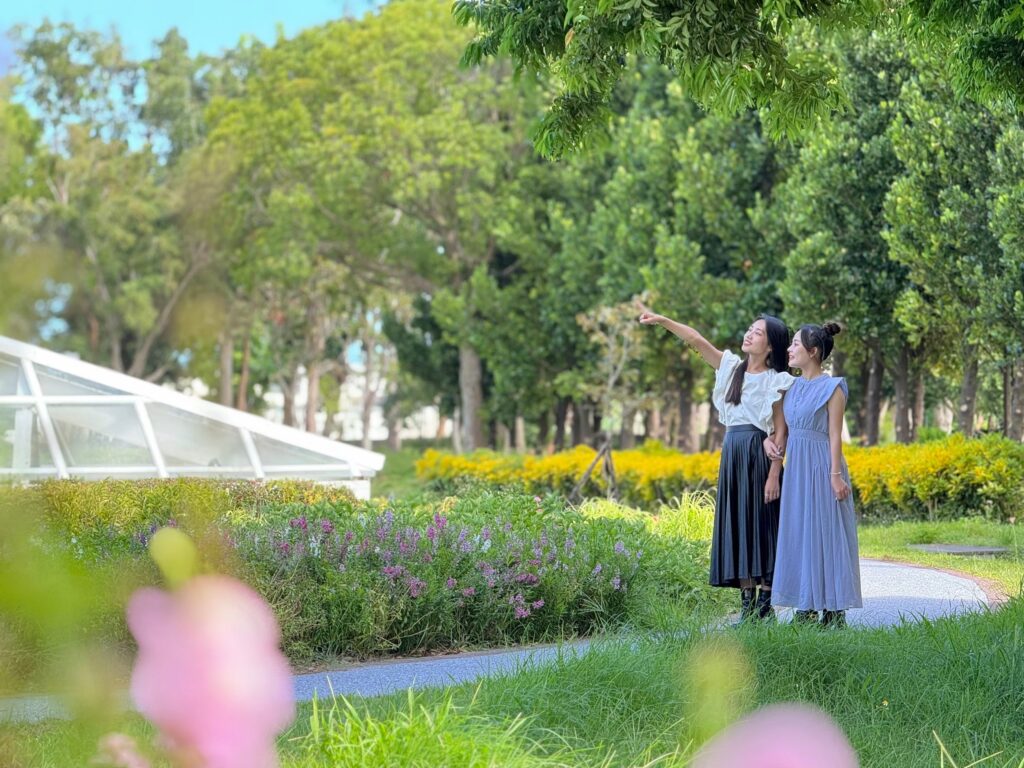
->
537 409 551 453
705 392 725 451
282 381 297 427
618 406 637 449
496 422 511 452
1005 361 1024 441
451 408 463 453
385 392 403 451
863 342 884 446
235 333 251 412
676 367 696 452
893 344 912 444
644 406 663 442
458 344 485 452
514 414 527 453
912 367 926 441
832 349 847 378
218 331 233 407
958 353 979 437
570 399 583 447
306 362 321 434
436 414 448 441
553 397 570 451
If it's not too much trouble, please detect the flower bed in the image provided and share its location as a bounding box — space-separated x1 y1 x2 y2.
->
416 435 1024 520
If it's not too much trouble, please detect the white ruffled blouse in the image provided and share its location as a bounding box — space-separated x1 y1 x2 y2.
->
712 349 795 435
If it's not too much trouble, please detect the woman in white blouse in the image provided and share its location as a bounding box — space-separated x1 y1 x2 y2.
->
638 300 794 621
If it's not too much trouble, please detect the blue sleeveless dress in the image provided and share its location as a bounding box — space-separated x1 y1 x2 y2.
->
771 376 863 611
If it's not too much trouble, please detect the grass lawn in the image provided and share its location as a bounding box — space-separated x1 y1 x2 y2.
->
368 439 445 500
859 518 1024 599
282 598 1024 767
14 599 1024 768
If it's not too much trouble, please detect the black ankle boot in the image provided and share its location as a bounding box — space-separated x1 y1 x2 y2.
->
793 609 819 625
822 610 847 629
754 589 774 622
732 587 756 625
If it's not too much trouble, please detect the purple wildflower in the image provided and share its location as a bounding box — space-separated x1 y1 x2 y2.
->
290 516 308 532
515 573 540 585
614 541 626 555
321 519 335 535
462 587 476 597
407 577 427 598
344 531 355 543
382 565 405 580
532 599 545 610
446 578 457 589
514 606 531 619
592 563 603 576
481 527 491 541
611 575 622 590
277 542 291 555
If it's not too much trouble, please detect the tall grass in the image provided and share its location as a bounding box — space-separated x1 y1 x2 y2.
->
282 599 1024 767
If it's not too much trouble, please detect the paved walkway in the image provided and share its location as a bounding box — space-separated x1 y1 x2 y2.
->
1 559 993 723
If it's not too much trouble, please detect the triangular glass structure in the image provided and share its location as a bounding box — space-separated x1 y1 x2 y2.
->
0 337 384 497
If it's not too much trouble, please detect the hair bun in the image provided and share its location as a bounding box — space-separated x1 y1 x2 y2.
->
822 322 842 338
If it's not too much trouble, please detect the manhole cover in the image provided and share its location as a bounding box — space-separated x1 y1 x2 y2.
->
907 544 1009 557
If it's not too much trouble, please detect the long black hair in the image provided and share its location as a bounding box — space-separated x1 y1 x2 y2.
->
725 314 791 406
799 321 843 363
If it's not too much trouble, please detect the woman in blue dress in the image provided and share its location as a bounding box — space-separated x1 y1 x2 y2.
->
766 322 862 627
637 300 794 621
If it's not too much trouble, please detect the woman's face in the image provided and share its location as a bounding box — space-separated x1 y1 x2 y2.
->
788 332 815 369
740 319 768 355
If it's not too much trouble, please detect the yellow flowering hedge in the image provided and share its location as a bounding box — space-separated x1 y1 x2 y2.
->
417 435 1024 520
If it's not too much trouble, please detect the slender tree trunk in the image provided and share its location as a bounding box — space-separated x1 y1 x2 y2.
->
553 397 569 451
537 409 551 453
863 342 884 446
496 423 511 452
912 367 926 441
235 333 252 412
676 367 696 452
218 330 233 407
282 380 297 427
832 349 847 378
619 406 637 449
451 408 463 453
705 392 725 451
893 344 912 444
570 399 584 447
458 344 485 452
958 353 979 437
644 406 663 442
436 414 447 441
514 414 527 453
1005 361 1024 441
385 387 403 450
306 362 322 433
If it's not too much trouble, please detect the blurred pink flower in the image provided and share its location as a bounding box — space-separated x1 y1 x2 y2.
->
126 575 295 768
693 703 858 768
95 733 151 768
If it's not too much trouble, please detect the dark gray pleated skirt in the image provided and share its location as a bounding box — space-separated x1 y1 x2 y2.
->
709 424 780 589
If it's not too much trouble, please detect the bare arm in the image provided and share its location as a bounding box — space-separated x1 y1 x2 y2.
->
827 386 851 501
636 299 724 369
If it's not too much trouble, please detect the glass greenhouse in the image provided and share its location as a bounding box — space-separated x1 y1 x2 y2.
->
0 336 384 498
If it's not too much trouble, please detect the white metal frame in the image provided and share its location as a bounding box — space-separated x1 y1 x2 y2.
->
0 335 384 491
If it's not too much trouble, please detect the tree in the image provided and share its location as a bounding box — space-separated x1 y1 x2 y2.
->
884 63 1009 437
776 32 915 444
454 0 1024 157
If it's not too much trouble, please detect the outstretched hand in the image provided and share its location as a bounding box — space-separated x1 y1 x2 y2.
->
636 298 666 326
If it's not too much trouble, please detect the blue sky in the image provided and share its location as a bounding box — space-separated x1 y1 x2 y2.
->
1 1 378 69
